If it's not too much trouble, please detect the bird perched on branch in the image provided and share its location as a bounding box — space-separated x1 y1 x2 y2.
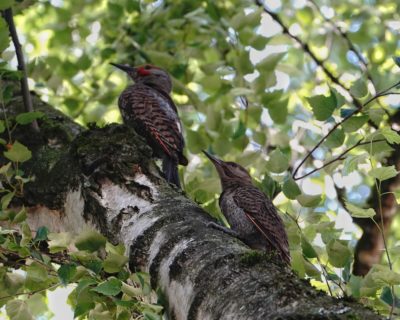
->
203 151 290 264
111 63 188 188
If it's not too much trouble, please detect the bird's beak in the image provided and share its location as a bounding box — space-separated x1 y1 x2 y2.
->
110 63 136 73
203 150 223 167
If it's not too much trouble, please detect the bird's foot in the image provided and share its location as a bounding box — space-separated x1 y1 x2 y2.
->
207 221 240 238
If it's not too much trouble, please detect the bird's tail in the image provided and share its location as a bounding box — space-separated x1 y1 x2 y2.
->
162 157 181 188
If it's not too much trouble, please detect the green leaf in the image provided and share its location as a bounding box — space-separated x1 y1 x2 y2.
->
26 294 49 318
361 264 400 296
0 17 10 54
6 300 33 320
92 278 122 296
282 176 301 199
256 52 286 71
306 91 337 121
326 239 352 268
266 148 289 173
75 230 107 252
74 302 95 318
58 264 77 285
301 237 318 258
324 128 345 148
342 115 368 132
0 120 5 133
342 154 367 176
25 262 47 287
345 202 376 218
0 0 14 10
103 253 129 274
297 194 322 207
267 98 288 124
13 206 27 223
4 273 25 294
394 189 400 204
380 286 400 308
1 191 14 210
350 78 368 98
369 166 398 181
48 232 71 253
380 128 400 144
33 226 49 242
367 107 385 126
15 112 44 125
4 141 32 163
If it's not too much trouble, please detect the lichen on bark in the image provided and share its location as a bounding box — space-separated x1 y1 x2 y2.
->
1 95 382 320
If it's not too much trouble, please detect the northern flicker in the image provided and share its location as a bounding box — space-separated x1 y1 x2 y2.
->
111 63 188 188
203 151 290 264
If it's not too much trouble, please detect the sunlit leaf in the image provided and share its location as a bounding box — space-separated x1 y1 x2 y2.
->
350 78 368 98
266 148 289 173
306 91 337 121
342 154 367 176
15 112 44 125
58 264 77 285
297 194 322 207
75 230 107 252
282 176 301 200
345 202 375 218
342 115 368 132
326 239 352 268
6 300 33 320
92 278 122 296
4 141 32 163
369 166 398 181
380 128 400 144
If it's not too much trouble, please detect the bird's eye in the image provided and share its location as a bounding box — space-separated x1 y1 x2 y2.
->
144 65 152 70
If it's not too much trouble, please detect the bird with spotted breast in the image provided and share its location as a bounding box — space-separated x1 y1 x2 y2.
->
203 150 290 265
111 63 188 188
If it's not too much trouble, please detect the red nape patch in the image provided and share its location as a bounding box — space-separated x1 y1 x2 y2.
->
137 67 151 76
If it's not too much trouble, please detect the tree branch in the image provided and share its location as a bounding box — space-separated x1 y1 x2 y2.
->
254 0 363 109
307 0 375 87
1 8 39 132
292 80 400 180
4 94 380 319
293 139 386 180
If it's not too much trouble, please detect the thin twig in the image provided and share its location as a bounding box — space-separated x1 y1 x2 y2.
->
0 283 60 301
293 139 386 180
292 80 400 179
307 0 376 88
2 8 39 131
255 0 363 109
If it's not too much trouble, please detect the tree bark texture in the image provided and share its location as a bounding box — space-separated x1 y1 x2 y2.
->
4 95 381 319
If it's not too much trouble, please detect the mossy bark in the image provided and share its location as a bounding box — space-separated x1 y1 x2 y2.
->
2 97 382 320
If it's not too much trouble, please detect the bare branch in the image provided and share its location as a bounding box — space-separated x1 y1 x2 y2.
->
254 0 363 109
1 8 39 132
293 81 400 179
294 139 386 180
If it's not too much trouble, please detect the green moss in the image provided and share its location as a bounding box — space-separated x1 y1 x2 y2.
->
239 250 271 266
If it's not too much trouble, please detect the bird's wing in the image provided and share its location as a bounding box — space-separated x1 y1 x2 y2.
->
233 186 290 263
119 85 187 164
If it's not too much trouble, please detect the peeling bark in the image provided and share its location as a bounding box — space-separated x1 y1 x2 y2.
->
3 97 382 319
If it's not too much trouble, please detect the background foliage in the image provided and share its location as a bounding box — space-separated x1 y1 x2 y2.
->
0 0 400 318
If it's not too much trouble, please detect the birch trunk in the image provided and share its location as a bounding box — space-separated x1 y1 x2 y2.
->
8 96 381 320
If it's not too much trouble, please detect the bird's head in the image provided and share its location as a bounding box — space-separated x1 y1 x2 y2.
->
110 63 172 93
203 150 252 189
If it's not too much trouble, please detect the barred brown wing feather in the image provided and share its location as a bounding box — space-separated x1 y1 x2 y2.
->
233 186 290 264
119 84 186 164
